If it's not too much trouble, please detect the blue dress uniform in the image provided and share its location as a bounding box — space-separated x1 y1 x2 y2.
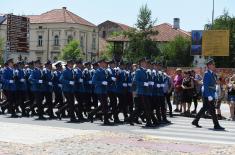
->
42 66 55 118
89 60 111 125
53 63 63 110
59 65 76 121
82 65 93 112
74 66 85 120
90 65 98 108
2 64 17 117
115 66 128 120
106 65 120 122
125 69 134 114
192 58 224 130
15 63 28 117
29 64 45 119
131 66 153 127
153 70 169 123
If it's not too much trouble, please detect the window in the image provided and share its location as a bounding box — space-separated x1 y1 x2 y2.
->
92 38 96 50
39 26 42 29
80 36 84 51
102 31 106 38
54 35 59 46
67 35 73 43
38 35 43 47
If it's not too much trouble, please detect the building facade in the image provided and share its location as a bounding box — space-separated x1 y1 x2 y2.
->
0 7 98 63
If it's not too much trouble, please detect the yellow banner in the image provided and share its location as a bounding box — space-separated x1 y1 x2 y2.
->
202 30 229 56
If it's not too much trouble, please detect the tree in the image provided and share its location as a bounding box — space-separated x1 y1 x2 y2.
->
161 36 193 67
60 40 84 61
123 4 159 62
210 10 235 68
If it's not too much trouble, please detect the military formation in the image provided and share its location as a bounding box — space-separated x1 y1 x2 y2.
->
0 57 172 127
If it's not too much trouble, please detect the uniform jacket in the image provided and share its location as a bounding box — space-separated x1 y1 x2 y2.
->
134 67 148 96
29 68 44 92
92 67 108 95
2 67 16 91
203 70 217 98
59 67 75 93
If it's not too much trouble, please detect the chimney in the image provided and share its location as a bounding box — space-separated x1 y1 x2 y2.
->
62 7 67 10
173 18 180 29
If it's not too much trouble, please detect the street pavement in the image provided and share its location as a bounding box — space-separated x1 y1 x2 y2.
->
0 102 234 154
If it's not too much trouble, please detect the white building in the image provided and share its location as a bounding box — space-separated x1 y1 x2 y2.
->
0 7 99 63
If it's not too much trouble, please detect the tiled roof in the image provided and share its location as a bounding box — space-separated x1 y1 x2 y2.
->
98 20 132 31
106 35 129 42
27 7 96 27
151 23 191 42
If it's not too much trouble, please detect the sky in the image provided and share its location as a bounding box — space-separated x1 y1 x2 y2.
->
1 0 235 31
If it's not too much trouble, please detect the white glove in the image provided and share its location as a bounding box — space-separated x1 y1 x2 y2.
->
69 81 75 85
38 80 43 84
151 82 154 86
144 82 149 87
157 84 161 88
58 84 62 88
48 82 53 86
208 96 213 101
20 79 25 82
89 81 92 84
79 79 83 83
102 81 108 85
111 77 116 81
9 80 14 83
161 84 165 87
123 83 127 87
128 83 132 87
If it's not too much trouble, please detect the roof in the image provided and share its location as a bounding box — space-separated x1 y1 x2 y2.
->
106 35 129 42
28 7 96 27
151 23 191 42
1 7 96 27
98 20 132 31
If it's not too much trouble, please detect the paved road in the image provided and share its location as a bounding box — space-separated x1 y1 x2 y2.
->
0 102 234 145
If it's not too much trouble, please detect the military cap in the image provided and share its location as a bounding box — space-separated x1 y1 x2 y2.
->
66 59 74 64
84 61 91 66
75 59 83 64
97 58 108 64
45 60 52 65
138 57 148 63
6 58 13 64
206 58 215 65
34 59 41 64
55 62 62 67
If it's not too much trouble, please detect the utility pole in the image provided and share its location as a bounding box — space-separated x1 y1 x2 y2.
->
212 0 215 26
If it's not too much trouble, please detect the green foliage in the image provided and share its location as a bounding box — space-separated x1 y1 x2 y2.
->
60 40 84 61
210 10 235 68
124 4 159 63
161 36 193 67
100 42 114 60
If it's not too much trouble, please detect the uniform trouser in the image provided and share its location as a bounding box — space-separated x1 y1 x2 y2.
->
54 91 64 107
90 94 109 122
6 90 17 115
129 96 143 121
194 97 219 126
84 92 92 112
165 93 172 115
74 92 84 118
44 92 54 117
64 92 75 119
126 92 133 114
16 90 26 114
91 91 98 108
117 93 128 119
153 96 167 121
139 95 153 125
34 91 44 117
1 90 9 110
108 92 118 119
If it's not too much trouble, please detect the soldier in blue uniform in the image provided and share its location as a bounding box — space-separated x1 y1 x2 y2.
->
192 58 224 130
83 62 93 113
91 62 98 108
74 59 85 121
88 58 112 125
106 60 120 123
15 61 28 117
53 62 64 116
153 62 170 124
2 58 18 117
129 58 154 127
29 60 46 120
43 60 55 119
59 60 76 122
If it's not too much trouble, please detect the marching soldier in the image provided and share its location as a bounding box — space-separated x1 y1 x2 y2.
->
192 58 224 130
59 60 76 122
43 60 55 119
88 58 112 125
2 59 18 117
29 60 46 120
74 59 85 121
91 62 98 108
